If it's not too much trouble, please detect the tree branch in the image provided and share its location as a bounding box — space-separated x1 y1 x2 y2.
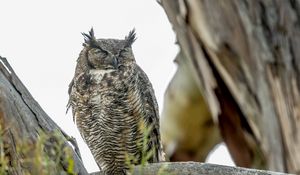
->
0 56 88 175
91 162 292 175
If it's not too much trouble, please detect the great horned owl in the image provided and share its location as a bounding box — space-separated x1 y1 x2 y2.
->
67 28 164 174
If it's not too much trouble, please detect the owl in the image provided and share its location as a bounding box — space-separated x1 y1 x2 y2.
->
67 28 164 174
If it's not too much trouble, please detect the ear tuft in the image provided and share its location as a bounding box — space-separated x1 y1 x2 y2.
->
125 28 137 47
81 27 98 47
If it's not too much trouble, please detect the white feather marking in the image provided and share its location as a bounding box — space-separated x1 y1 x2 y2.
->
89 69 114 84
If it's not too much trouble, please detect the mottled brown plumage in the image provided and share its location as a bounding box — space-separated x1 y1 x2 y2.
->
67 28 164 174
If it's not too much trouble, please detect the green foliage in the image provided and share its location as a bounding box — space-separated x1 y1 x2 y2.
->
0 127 76 175
0 125 9 175
125 122 171 175
125 122 152 174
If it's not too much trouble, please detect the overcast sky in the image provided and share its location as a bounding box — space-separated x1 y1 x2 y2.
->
0 0 233 172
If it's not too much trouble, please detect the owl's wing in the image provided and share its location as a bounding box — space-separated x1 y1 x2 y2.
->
136 65 159 121
66 73 91 142
68 79 74 95
136 65 164 162
66 79 74 114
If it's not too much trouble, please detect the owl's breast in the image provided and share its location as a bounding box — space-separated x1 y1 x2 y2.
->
87 68 132 108
91 66 135 87
89 69 115 84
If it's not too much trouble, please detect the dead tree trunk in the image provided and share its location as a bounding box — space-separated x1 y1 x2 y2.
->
0 56 292 175
160 0 300 174
0 56 88 175
0 42 295 175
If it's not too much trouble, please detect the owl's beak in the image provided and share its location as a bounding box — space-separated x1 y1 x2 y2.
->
112 57 118 69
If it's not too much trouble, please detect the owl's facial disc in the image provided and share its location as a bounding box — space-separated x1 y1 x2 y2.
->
87 48 119 70
82 28 137 70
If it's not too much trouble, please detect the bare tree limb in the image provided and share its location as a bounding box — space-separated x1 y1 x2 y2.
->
91 162 292 175
160 0 300 173
0 56 88 175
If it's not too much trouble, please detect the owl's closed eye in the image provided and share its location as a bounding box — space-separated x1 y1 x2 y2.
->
82 28 136 70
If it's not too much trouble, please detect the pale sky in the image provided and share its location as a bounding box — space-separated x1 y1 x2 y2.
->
0 0 233 172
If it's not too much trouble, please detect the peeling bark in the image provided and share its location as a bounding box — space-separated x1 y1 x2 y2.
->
161 0 300 173
0 56 88 175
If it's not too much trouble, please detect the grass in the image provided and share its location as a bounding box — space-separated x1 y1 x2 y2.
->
0 126 76 175
0 125 9 175
0 122 169 175
125 122 171 175
125 122 153 174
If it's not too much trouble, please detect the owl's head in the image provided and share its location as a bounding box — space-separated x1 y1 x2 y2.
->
82 28 136 70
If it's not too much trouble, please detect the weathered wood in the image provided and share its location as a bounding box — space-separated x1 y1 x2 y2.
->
0 51 290 175
160 52 221 162
91 162 292 175
0 56 88 175
2 0 300 174
161 0 300 174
